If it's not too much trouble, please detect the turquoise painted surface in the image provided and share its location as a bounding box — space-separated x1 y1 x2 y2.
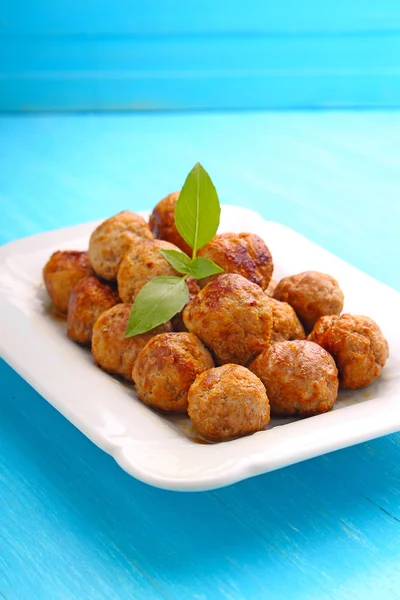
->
3 1 400 35
1 110 400 599
1 1 400 110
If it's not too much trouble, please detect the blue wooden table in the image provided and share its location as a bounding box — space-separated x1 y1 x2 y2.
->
1 110 400 599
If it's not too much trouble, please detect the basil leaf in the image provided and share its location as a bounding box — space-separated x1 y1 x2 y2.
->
159 249 192 275
175 162 221 256
125 276 189 337
189 257 224 280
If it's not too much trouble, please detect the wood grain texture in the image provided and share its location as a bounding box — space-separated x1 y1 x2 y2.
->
0 110 400 599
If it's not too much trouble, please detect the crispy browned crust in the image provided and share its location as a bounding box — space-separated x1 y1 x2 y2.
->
92 303 172 380
197 232 273 289
273 271 344 333
249 340 338 417
266 296 306 343
132 332 214 412
43 250 93 313
183 273 273 366
89 211 153 280
188 364 270 441
308 314 389 389
67 276 120 344
149 191 192 255
117 238 180 303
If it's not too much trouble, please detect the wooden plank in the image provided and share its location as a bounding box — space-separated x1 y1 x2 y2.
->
2 0 400 36
1 34 400 110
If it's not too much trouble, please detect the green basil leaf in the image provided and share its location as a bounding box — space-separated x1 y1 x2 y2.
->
159 249 192 275
125 276 189 337
189 257 224 280
175 162 221 256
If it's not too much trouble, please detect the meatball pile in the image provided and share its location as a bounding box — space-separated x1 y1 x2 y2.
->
43 200 390 444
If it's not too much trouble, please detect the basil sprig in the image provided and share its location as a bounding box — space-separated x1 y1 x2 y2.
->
125 163 223 337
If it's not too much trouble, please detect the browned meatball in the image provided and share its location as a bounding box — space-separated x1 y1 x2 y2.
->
265 278 278 297
132 332 214 412
171 278 200 332
67 276 120 344
183 274 273 366
91 304 172 380
249 340 338 417
308 314 389 389
117 238 180 303
197 233 273 290
273 271 344 333
149 191 192 255
89 211 153 280
188 364 270 441
43 250 93 313
266 296 306 343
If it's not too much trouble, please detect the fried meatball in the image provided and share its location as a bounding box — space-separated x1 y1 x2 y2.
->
89 211 153 280
149 191 191 255
132 332 214 412
183 274 273 366
67 276 120 344
43 250 93 313
188 364 270 441
91 303 172 380
266 296 306 343
273 271 344 333
117 238 180 303
171 278 200 332
265 278 278 297
308 314 389 389
250 340 338 417
197 233 273 290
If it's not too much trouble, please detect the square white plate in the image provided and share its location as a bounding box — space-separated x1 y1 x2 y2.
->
1 205 399 491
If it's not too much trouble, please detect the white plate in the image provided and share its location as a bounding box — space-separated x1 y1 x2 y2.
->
0 205 399 491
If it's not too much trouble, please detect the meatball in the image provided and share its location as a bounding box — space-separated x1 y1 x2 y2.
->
188 364 270 441
183 273 273 366
89 211 153 280
308 314 389 389
171 278 200 332
249 340 338 417
92 304 172 380
117 238 180 303
273 271 344 333
265 278 278 297
197 233 273 290
67 276 120 344
132 332 214 412
149 191 191 255
43 250 93 313
266 296 306 343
